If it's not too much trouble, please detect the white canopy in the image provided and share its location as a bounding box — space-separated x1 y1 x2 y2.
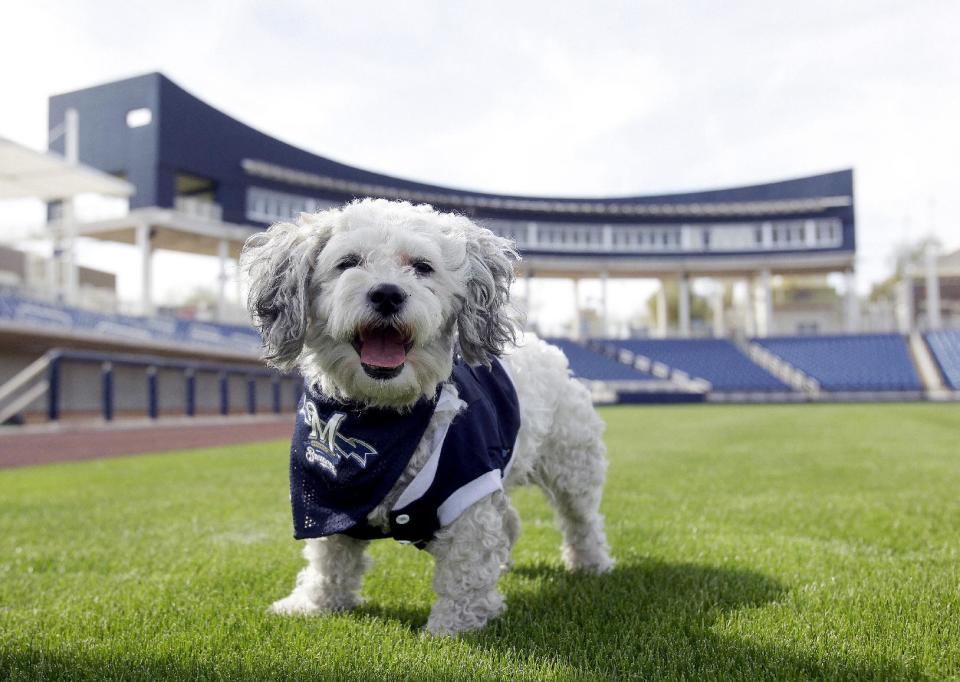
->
0 136 133 201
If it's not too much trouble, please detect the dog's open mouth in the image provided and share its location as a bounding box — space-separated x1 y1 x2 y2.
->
352 325 414 380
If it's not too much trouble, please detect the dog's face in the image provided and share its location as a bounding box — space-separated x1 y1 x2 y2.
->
241 199 518 408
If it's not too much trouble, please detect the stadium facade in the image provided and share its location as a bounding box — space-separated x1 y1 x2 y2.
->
49 72 858 338
1 72 957 426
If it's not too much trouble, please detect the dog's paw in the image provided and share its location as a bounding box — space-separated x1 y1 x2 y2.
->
424 594 506 636
562 545 615 575
574 556 615 575
269 590 363 616
424 616 488 637
269 592 324 616
423 621 462 637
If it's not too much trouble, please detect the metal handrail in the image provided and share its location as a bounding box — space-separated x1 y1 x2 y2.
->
742 341 820 396
0 380 49 425
0 352 53 404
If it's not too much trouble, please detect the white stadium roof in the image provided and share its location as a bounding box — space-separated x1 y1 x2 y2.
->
0 136 133 201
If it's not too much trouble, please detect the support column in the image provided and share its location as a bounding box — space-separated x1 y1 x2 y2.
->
571 278 582 340
743 278 756 337
523 269 532 316
845 268 861 333
217 239 229 322
924 244 941 330
600 269 609 338
754 269 772 337
136 222 153 315
59 200 76 304
678 272 691 338
62 108 80 304
896 272 914 333
655 283 668 338
236 260 244 310
711 280 725 338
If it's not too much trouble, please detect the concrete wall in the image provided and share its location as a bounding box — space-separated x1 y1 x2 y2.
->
1 350 299 423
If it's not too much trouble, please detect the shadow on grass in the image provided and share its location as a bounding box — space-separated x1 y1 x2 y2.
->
1 559 921 680
485 560 918 679
364 558 918 680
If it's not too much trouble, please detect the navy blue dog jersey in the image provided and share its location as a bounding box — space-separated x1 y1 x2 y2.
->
289 358 521 548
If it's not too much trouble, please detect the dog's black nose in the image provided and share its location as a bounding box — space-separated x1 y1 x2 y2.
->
368 283 407 316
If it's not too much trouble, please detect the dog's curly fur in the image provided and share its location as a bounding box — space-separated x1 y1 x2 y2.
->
241 198 613 635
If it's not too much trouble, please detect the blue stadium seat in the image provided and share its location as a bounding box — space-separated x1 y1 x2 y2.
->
544 338 654 382
925 330 960 389
754 334 921 392
0 292 262 353
605 338 789 391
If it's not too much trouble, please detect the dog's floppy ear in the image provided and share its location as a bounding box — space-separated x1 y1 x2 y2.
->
240 214 331 371
457 221 520 366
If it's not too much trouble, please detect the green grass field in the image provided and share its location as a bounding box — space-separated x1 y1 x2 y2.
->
2 403 959 680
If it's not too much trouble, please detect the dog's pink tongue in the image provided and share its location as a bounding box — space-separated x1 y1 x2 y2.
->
359 328 407 368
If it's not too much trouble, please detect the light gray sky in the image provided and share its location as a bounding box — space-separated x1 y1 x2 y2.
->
1 0 958 328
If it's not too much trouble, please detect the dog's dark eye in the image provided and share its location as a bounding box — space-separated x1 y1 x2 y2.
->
411 259 434 277
337 254 361 271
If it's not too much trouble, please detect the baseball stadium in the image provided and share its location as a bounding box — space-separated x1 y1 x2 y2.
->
2 71 959 680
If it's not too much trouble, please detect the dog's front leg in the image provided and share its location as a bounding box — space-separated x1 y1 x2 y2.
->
425 493 510 636
270 534 370 615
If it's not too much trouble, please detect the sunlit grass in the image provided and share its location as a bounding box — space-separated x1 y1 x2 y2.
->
1 403 958 680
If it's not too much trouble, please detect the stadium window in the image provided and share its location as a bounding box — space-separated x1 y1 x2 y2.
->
126 108 152 128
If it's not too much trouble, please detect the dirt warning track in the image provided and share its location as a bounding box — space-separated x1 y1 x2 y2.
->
0 416 294 469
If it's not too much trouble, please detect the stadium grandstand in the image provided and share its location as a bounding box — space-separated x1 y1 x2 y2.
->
0 71 957 436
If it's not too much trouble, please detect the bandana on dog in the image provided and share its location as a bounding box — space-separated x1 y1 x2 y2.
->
290 358 521 547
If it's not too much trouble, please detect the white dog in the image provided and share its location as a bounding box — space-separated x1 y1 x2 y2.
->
241 198 613 636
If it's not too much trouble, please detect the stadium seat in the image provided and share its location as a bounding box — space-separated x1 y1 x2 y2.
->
544 338 654 382
604 338 789 392
924 330 960 389
0 292 261 354
754 334 921 392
